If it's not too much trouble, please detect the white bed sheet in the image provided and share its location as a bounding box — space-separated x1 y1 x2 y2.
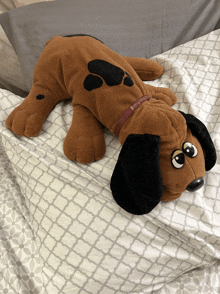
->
0 30 220 293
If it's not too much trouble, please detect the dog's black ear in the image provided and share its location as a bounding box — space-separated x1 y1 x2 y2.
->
179 111 217 171
110 134 163 215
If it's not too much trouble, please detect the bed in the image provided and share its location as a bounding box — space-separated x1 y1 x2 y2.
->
0 1 220 293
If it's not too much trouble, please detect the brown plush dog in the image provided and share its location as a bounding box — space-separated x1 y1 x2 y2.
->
5 35 216 214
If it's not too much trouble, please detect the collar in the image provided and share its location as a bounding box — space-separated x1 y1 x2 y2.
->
114 95 152 137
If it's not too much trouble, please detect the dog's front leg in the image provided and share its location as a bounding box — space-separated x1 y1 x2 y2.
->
146 84 177 106
63 105 106 164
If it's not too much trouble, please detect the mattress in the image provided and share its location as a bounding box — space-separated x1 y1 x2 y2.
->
0 29 220 294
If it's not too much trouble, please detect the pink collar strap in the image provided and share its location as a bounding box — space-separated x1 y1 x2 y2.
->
114 95 152 137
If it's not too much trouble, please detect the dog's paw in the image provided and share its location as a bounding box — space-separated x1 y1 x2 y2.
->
64 134 106 164
153 87 177 106
5 107 45 137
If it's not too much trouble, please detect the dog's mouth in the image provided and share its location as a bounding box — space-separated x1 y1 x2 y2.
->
161 187 182 201
162 176 205 202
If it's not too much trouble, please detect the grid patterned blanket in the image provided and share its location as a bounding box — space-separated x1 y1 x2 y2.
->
0 29 220 293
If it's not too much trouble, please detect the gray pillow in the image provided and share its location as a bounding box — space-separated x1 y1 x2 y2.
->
0 2 29 96
1 0 220 90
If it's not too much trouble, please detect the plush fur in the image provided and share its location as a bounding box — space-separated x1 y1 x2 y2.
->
5 35 217 214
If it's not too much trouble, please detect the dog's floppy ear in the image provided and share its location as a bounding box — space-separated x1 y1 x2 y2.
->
110 134 163 215
179 111 217 171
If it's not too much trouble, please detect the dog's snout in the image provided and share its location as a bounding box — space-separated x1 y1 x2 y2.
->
186 177 204 192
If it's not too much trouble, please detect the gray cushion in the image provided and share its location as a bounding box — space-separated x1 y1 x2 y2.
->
1 0 220 90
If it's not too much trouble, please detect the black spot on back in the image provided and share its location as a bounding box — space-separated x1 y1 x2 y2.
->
63 34 103 44
84 74 103 91
36 94 45 100
123 76 134 87
83 59 134 91
88 60 124 86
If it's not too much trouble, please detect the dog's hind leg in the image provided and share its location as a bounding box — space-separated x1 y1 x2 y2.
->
5 85 71 137
122 56 164 81
63 105 106 164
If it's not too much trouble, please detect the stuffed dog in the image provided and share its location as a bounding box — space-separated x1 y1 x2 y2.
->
5 35 217 214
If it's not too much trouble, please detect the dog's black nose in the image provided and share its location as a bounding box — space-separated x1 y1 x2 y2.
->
186 177 204 192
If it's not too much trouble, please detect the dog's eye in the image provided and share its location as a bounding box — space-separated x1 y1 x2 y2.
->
171 150 185 169
182 142 198 158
